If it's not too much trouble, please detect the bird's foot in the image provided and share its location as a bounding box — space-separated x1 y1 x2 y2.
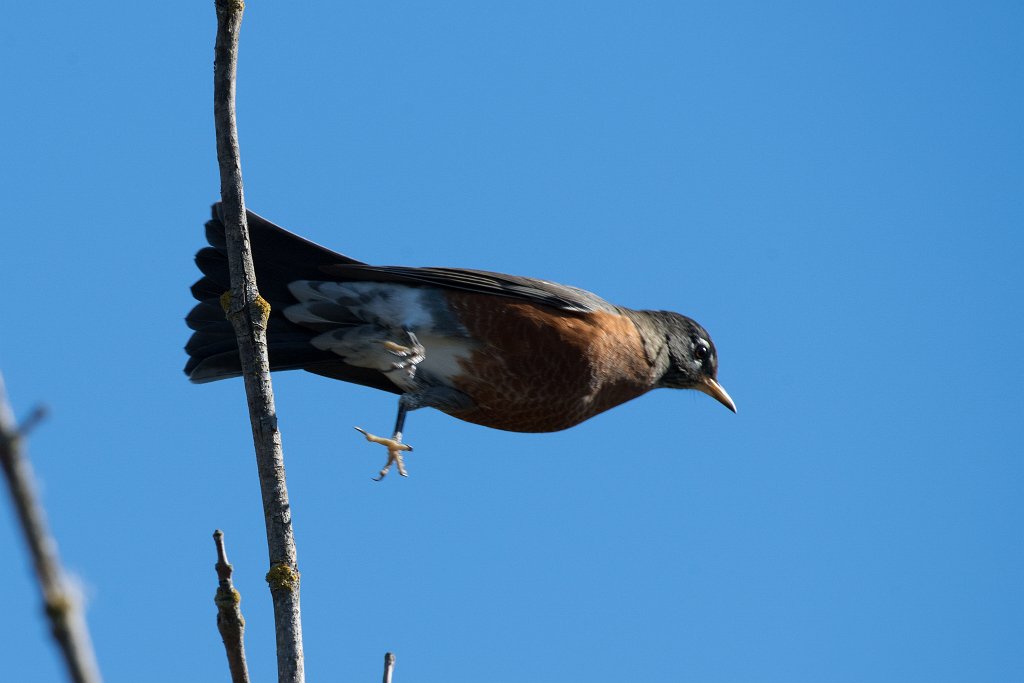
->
354 427 413 480
382 333 425 372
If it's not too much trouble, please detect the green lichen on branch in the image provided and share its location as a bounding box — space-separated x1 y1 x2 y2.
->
43 592 74 620
215 586 242 607
219 291 271 327
265 563 300 592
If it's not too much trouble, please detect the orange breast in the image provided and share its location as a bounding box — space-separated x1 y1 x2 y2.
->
442 293 657 432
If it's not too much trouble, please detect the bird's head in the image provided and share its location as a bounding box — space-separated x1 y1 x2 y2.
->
641 311 736 413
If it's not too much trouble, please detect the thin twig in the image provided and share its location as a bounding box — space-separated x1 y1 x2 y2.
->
214 530 251 683
0 372 103 683
213 2 305 682
18 404 48 437
382 652 396 683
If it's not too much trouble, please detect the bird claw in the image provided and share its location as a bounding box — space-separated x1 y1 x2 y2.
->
382 334 426 372
355 427 413 480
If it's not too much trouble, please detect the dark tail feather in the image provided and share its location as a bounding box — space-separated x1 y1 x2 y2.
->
190 203 364 306
184 204 369 384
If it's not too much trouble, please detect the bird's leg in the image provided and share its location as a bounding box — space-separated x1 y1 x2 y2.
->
355 431 411 481
355 332 420 480
356 394 415 481
355 387 474 480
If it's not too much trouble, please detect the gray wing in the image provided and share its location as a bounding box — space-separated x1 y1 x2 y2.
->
319 263 619 314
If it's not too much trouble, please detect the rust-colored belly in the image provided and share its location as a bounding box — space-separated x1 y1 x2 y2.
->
442 293 656 432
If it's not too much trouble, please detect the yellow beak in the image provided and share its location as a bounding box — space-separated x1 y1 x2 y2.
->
697 377 737 413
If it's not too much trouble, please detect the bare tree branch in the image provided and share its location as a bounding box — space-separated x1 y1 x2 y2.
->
0 372 103 683
382 652 396 683
213 530 251 683
212 2 305 681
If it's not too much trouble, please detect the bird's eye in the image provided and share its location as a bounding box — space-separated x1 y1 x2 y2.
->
694 342 709 361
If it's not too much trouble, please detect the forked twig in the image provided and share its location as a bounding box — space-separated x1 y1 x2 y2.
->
0 372 103 683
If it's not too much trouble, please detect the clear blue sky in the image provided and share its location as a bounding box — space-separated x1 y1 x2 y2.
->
1 2 1021 681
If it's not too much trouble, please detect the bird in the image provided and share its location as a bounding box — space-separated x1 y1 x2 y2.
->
185 204 735 478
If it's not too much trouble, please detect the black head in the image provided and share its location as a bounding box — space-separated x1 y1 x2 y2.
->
642 311 736 412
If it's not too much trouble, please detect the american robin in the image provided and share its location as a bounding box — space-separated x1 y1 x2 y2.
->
185 205 735 478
